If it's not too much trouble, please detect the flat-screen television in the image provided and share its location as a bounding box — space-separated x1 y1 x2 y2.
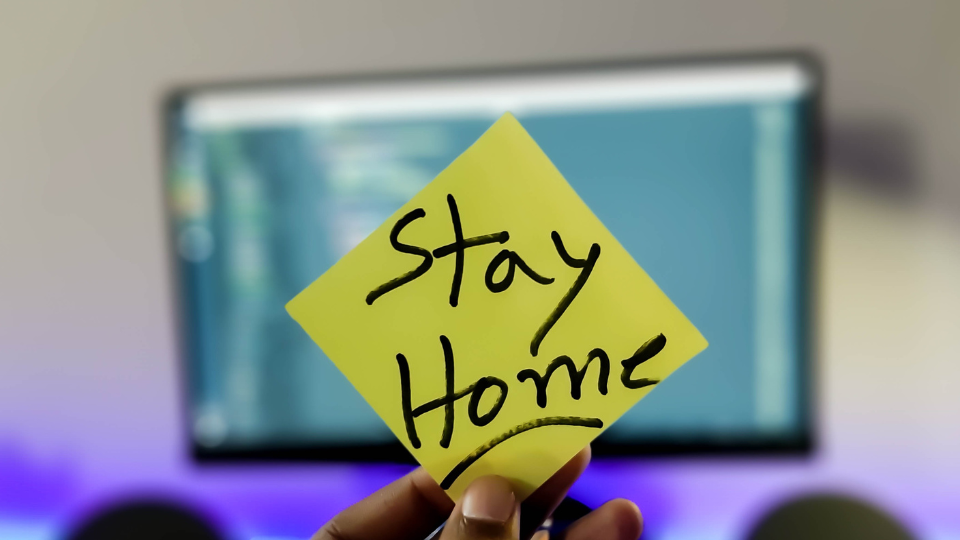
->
164 54 818 461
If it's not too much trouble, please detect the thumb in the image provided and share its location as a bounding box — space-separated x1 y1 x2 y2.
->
440 476 520 540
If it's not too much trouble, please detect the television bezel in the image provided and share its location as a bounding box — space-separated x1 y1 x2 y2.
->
162 51 822 463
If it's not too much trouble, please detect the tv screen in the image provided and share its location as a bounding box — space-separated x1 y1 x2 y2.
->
164 54 818 461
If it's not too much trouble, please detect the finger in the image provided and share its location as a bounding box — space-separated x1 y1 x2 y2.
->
314 467 453 540
555 499 643 540
440 475 520 540
518 446 591 538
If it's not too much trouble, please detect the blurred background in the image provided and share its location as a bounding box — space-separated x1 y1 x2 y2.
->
1 1 959 539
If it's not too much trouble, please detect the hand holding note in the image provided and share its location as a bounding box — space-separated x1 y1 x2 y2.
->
287 113 707 499
311 447 644 540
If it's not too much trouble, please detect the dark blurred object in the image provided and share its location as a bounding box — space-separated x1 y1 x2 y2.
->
518 496 591 535
66 499 222 540
828 119 918 198
550 496 593 531
747 493 915 540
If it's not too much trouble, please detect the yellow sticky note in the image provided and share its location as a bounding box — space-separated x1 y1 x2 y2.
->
287 113 707 500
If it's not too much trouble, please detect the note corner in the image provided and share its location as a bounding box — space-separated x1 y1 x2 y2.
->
692 332 710 356
284 294 305 321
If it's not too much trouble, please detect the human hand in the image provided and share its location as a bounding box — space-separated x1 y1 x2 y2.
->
312 446 642 540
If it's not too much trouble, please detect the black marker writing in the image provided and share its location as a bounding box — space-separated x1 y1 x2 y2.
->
530 232 601 357
485 249 554 293
397 335 509 449
398 333 665 450
432 194 509 307
620 333 666 389
439 416 603 489
367 196 508 306
395 351 421 448
366 209 433 305
517 348 610 408
368 199 598 347
468 377 508 426
366 192 675 491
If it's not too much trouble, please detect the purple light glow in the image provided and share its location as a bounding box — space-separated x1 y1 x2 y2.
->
573 457 960 539
3 440 960 539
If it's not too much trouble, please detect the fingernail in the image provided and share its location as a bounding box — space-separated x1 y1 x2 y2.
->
532 530 550 540
461 476 517 524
